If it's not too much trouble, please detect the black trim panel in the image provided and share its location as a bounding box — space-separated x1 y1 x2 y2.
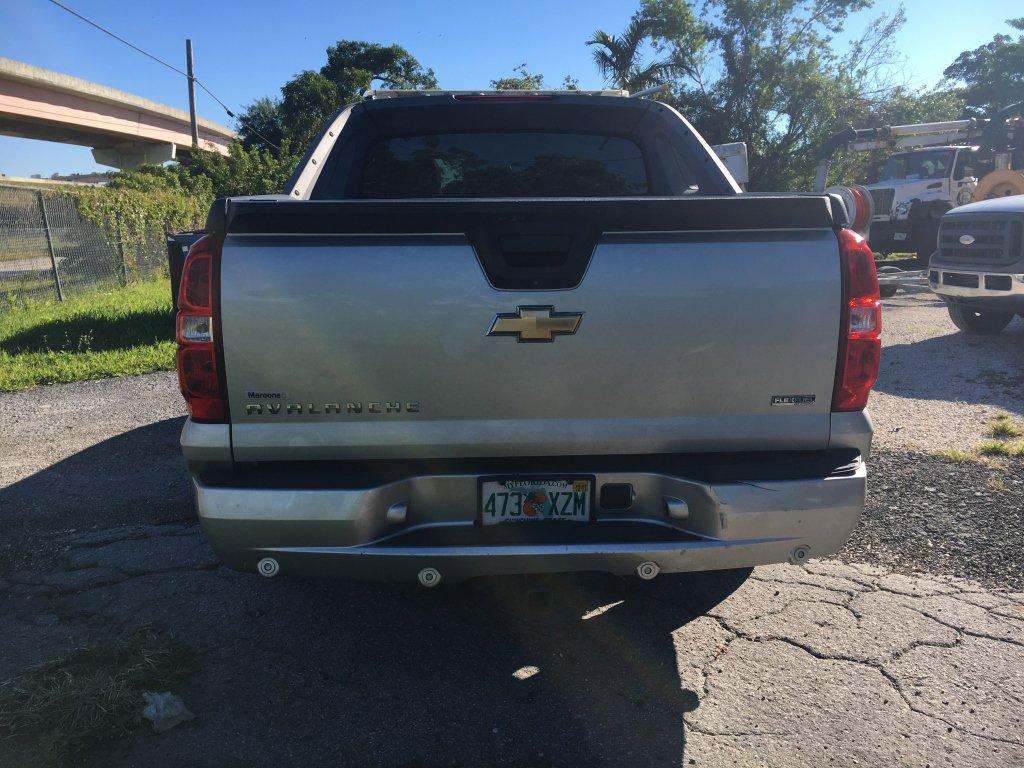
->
376 520 698 548
222 196 839 236
197 449 861 490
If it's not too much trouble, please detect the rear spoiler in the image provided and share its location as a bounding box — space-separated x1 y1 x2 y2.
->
207 195 847 236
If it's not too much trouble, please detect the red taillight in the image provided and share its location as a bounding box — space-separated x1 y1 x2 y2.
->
176 234 227 422
181 253 212 312
833 228 881 412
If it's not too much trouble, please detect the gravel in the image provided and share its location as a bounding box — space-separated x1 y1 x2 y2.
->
842 448 1024 590
841 286 1024 590
0 372 183 488
870 286 1024 451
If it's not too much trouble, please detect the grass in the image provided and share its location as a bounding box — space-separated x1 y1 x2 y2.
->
943 443 1024 461
0 279 175 391
937 448 977 463
978 438 1011 456
939 423 1024 462
988 414 1024 439
0 625 195 767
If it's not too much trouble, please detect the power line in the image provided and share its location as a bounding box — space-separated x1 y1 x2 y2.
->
44 0 281 150
45 0 233 115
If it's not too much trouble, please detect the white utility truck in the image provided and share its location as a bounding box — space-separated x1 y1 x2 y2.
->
814 104 1024 264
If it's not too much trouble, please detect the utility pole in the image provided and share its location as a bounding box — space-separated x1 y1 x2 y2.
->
185 39 199 147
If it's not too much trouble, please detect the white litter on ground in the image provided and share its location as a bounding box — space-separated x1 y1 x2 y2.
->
141 691 195 733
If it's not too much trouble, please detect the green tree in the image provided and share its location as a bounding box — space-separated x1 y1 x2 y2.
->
235 97 284 152
320 41 438 101
943 18 1024 115
183 142 300 198
866 87 966 126
587 7 695 94
491 64 545 90
280 71 341 152
108 139 301 201
601 0 908 190
74 164 213 249
106 163 210 198
236 41 437 153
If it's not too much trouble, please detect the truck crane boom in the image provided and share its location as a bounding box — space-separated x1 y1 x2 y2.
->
814 104 1023 264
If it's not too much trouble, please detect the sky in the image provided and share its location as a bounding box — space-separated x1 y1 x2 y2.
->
0 0 1020 177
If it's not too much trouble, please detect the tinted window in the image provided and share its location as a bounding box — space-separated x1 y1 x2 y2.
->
953 150 977 180
360 132 648 198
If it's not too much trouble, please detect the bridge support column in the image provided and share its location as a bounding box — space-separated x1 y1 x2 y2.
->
92 142 176 170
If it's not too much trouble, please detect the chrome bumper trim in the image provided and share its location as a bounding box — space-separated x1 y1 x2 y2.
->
193 460 866 582
929 270 1024 299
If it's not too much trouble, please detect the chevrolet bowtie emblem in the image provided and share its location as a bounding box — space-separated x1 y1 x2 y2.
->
487 306 583 343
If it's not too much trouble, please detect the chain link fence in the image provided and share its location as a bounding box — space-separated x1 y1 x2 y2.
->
0 184 169 303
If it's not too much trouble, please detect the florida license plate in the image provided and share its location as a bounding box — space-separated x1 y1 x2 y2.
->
480 477 593 525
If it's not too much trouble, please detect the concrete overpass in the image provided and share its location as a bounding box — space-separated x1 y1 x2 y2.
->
0 57 234 169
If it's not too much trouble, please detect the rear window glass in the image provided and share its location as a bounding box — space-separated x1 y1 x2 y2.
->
359 132 648 198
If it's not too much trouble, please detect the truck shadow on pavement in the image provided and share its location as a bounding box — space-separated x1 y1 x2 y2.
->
2 417 749 766
0 417 191 572
0 417 753 765
76 565 750 768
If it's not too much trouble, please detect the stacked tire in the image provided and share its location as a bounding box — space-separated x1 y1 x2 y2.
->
825 184 872 239
974 169 1024 200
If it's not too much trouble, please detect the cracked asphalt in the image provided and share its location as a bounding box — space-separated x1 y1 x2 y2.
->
3 526 1022 767
1 289 1023 767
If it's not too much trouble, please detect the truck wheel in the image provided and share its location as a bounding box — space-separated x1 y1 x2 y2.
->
877 266 899 298
947 304 1014 335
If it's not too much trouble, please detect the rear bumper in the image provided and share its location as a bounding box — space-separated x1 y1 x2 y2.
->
192 456 867 583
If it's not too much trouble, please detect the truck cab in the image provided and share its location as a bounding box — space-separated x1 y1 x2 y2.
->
866 146 980 260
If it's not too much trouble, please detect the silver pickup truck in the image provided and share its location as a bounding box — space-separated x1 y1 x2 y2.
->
176 91 880 586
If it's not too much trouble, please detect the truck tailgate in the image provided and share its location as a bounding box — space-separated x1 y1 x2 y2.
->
218 197 842 461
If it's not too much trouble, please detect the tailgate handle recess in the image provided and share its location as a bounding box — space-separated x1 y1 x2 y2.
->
499 234 573 267
469 221 599 290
